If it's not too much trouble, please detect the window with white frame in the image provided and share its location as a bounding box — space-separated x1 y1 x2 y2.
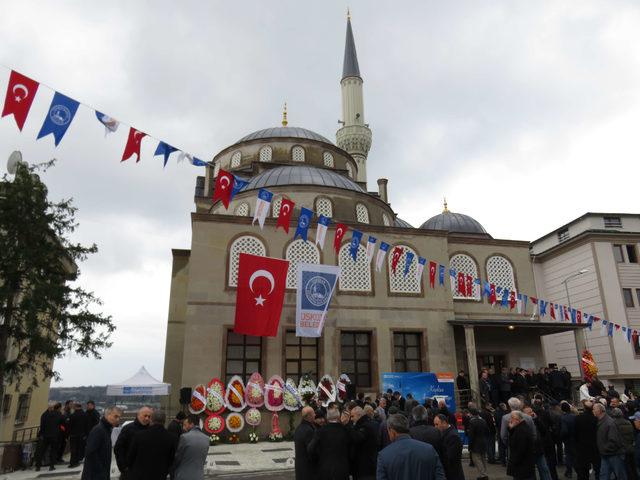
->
388 246 421 294
292 146 305 162
323 151 334 167
315 197 333 218
259 146 272 162
231 151 241 168
285 240 321 288
271 197 282 218
346 163 354 178
235 202 249 217
449 253 481 300
382 213 391 227
355 203 370 224
338 243 372 292
486 255 515 292
228 236 267 287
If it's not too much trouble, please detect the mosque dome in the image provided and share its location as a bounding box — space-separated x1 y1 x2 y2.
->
420 202 488 235
236 126 333 145
242 165 364 193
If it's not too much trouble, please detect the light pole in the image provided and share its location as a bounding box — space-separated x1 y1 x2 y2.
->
561 269 589 377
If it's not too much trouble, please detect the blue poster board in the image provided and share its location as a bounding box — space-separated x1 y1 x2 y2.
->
381 372 456 413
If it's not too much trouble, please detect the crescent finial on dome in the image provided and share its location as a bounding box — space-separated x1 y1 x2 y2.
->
282 102 288 127
443 197 449 213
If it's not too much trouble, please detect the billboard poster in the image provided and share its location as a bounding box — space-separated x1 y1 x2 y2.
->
381 372 456 413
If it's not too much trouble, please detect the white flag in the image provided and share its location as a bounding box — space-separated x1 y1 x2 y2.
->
252 189 273 229
415 257 426 282
375 242 389 272
366 236 377 264
315 215 330 250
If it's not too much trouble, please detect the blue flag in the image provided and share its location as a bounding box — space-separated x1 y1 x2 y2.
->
154 142 178 167
501 289 509 307
570 308 577 324
608 322 614 337
350 230 363 261
483 281 491 298
587 315 593 332
37 92 80 146
230 176 249 201
627 327 632 342
539 300 547 317
190 157 208 167
404 251 415 277
438 265 445 285
294 207 313 242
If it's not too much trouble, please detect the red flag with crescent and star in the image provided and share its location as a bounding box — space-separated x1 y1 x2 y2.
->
234 253 289 337
213 169 234 208
457 272 466 296
276 198 295 233
428 261 437 288
333 223 348 254
121 127 147 162
2 70 40 131
509 291 516 310
489 284 496 305
390 246 404 275
465 275 473 297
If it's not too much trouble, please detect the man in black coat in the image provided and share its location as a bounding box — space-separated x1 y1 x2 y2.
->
467 408 489 480
294 406 317 480
308 408 351 480
573 401 600 480
127 411 176 480
435 413 465 480
348 406 378 480
167 411 186 440
68 402 88 468
81 406 122 480
86 401 101 432
35 402 63 471
113 406 153 479
409 405 442 457
508 411 536 480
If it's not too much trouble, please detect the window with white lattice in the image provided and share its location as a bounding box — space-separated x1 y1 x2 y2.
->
338 243 372 292
450 253 481 300
323 151 334 167
382 213 391 227
346 163 354 178
213 161 220 177
388 246 421 294
292 146 305 162
231 151 241 168
355 203 370 224
315 197 333 218
272 197 282 218
235 203 249 217
285 240 321 288
259 146 272 163
486 255 516 292
228 236 267 287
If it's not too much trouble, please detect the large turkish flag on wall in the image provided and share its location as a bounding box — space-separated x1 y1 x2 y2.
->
234 253 289 337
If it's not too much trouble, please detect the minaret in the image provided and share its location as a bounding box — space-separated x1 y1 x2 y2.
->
336 10 372 185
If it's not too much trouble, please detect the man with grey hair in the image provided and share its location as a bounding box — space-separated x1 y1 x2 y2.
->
500 397 536 445
348 406 378 480
377 413 445 480
81 406 122 480
507 410 535 480
593 402 626 480
127 411 176 480
114 405 153 479
409 405 441 456
308 407 350 479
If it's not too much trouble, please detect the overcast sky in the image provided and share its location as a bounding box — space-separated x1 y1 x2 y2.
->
1 1 639 387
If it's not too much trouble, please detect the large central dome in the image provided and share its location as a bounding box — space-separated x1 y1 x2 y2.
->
421 211 488 235
237 126 333 145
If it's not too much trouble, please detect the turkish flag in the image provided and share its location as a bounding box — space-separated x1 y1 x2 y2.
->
234 253 289 337
550 304 556 320
2 70 40 131
457 272 465 296
465 275 473 297
428 261 437 288
276 198 295 233
509 291 516 309
576 310 582 324
489 284 496 305
633 330 639 347
563 305 569 321
213 169 234 209
333 223 348 254
121 127 147 162
391 246 404 275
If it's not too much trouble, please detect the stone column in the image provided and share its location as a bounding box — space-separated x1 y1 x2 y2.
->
464 325 479 404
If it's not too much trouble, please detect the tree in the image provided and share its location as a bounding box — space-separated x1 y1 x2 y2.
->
0 160 114 390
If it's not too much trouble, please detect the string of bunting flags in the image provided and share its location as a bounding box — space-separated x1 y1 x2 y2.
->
214 168 640 347
0 68 208 167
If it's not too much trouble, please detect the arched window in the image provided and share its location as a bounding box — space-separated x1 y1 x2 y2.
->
271 197 282 218
235 202 249 217
338 243 372 292
259 146 272 162
230 151 241 168
486 255 516 292
355 203 370 224
449 253 481 300
285 240 321 288
346 163 354 178
323 151 334 167
388 245 420 294
228 236 267 287
315 197 333 218
292 146 305 162
382 213 391 227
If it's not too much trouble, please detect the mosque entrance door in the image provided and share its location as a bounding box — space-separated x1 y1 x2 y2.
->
477 354 506 373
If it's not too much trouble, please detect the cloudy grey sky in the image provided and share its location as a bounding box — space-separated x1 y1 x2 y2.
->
1 1 639 386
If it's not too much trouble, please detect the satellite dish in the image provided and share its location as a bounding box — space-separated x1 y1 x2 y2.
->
7 151 23 174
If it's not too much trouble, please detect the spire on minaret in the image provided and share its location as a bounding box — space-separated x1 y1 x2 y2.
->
281 102 288 127
342 13 361 80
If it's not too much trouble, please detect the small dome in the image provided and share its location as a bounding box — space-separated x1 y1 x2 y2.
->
242 165 364 193
420 211 488 235
394 217 413 228
237 126 332 145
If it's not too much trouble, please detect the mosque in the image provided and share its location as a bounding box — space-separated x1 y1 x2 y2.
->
162 15 582 408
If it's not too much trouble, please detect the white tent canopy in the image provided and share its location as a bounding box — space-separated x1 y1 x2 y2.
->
106 366 171 396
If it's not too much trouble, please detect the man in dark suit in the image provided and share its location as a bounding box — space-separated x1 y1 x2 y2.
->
573 401 601 480
377 413 445 480
348 406 378 480
409 405 442 457
81 406 122 480
67 402 88 468
308 408 351 480
508 411 536 480
114 406 152 479
127 411 176 480
435 413 465 480
294 406 317 480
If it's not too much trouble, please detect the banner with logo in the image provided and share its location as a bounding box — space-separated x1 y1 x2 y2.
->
296 263 340 337
381 372 456 412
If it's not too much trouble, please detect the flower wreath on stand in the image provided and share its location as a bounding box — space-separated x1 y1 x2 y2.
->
245 408 261 444
265 375 285 442
298 374 316 407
